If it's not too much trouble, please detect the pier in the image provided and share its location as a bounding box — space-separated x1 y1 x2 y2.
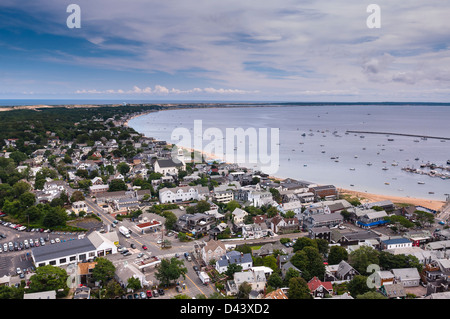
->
345 130 450 141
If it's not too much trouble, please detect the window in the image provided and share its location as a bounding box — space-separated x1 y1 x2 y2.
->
49 260 56 265
60 258 66 264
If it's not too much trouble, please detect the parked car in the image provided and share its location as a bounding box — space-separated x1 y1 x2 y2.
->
146 290 152 298
140 291 146 299
158 288 165 296
152 289 159 297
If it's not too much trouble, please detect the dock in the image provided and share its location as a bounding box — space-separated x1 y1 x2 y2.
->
345 130 450 141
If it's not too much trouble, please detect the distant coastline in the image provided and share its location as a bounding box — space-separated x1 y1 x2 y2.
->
2 100 450 111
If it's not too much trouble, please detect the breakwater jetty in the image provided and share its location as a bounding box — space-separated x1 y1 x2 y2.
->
345 130 450 141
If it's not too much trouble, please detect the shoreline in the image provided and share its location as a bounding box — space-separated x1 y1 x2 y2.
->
124 108 447 212
338 188 445 211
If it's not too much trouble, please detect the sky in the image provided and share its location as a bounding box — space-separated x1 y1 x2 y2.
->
0 1 450 102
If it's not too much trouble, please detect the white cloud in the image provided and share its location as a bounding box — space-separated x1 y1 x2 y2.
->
3 0 450 101
74 85 258 96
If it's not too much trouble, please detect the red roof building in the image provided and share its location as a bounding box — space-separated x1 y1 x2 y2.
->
307 277 333 298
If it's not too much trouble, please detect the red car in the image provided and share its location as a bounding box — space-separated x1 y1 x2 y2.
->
142 245 148 250
146 290 152 298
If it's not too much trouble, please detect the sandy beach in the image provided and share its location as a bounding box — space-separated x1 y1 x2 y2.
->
338 188 446 211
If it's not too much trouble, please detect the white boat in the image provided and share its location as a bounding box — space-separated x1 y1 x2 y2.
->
349 168 355 171
418 181 425 185
382 167 389 170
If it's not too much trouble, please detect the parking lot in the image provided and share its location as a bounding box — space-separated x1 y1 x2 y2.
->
0 220 87 282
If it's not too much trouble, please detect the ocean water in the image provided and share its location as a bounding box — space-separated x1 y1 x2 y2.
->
128 104 450 201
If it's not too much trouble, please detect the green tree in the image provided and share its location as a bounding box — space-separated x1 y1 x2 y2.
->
104 280 124 299
18 192 35 209
225 200 241 213
42 206 68 228
348 246 379 275
9 151 27 164
356 291 388 299
288 277 311 299
237 281 252 299
28 265 69 297
225 263 243 278
13 181 31 197
0 284 24 299
195 200 211 213
155 257 187 286
117 162 130 175
263 255 278 271
70 190 85 203
108 179 127 192
328 246 349 265
269 188 282 203
347 275 372 298
92 258 116 286
290 246 325 281
315 238 329 256
293 237 318 252
127 276 142 291
162 210 178 230
235 244 252 255
284 268 301 286
267 272 283 289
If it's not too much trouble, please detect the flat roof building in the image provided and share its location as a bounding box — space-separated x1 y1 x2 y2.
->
31 231 118 267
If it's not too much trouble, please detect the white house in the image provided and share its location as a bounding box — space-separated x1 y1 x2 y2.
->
381 238 413 250
226 270 266 296
392 268 421 287
232 208 248 226
201 240 227 265
216 251 253 274
242 223 266 239
154 158 186 176
158 185 209 204
71 201 89 215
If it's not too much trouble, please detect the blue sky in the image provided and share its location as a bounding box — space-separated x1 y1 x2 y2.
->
1 0 450 102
